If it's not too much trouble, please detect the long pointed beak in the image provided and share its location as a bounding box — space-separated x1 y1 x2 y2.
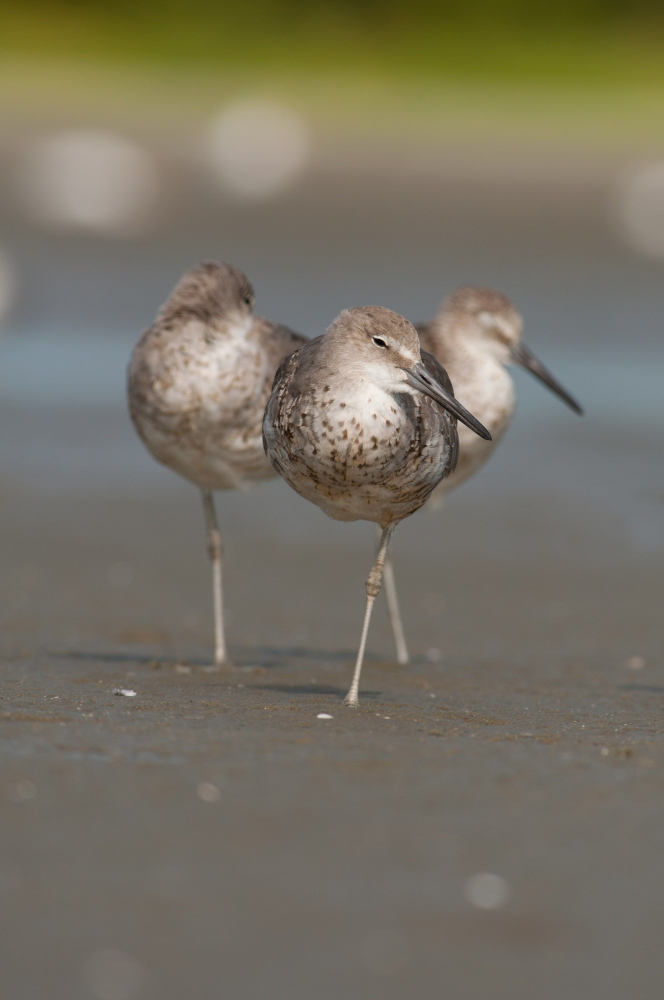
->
405 363 492 440
511 343 583 415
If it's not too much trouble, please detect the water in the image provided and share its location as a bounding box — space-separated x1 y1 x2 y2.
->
0 162 662 561
1 163 662 552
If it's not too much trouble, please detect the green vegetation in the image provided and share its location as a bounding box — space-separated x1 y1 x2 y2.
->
2 0 664 83
2 1 663 154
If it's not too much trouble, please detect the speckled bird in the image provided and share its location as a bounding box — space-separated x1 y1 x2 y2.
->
419 286 582 491
128 261 305 666
263 305 490 706
381 285 583 664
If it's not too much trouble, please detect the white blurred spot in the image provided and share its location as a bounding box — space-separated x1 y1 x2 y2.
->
207 99 309 199
316 713 333 720
8 780 37 801
615 162 664 259
20 130 159 237
361 929 410 974
425 648 442 662
174 663 192 674
0 249 17 324
113 689 137 698
465 872 510 909
197 781 221 803
83 949 148 1000
626 655 645 670
600 747 610 756
107 562 134 589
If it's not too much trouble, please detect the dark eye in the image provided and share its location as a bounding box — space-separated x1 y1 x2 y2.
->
372 336 387 348
243 295 252 306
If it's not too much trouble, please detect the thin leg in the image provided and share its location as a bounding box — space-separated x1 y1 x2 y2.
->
378 526 409 665
201 490 230 668
344 524 394 708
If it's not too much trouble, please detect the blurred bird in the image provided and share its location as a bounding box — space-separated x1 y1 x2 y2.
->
381 285 583 664
128 261 305 666
263 305 490 706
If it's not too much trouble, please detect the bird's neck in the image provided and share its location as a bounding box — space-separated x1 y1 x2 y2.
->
429 318 499 376
427 320 515 430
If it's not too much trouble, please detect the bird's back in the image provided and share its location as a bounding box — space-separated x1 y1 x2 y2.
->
129 313 306 491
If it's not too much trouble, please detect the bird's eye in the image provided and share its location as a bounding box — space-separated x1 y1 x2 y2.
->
244 296 252 306
372 337 388 349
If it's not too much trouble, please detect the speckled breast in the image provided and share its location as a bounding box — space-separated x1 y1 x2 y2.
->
265 384 458 525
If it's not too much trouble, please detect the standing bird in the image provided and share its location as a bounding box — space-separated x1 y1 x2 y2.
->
128 261 306 667
382 285 583 663
263 305 490 707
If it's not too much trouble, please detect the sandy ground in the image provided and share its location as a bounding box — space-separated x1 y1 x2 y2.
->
1 402 663 1000
1 153 664 998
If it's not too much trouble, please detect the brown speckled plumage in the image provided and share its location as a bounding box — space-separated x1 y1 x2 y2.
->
262 304 491 706
126 261 306 667
263 306 460 527
417 285 521 492
128 261 306 491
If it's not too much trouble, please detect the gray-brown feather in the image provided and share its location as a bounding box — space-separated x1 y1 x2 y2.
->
128 262 306 491
263 334 459 526
416 287 519 492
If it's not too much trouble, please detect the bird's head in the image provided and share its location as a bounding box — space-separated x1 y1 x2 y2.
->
157 260 255 334
325 305 491 439
439 285 582 415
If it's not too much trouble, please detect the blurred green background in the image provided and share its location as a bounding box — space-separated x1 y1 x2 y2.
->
2 0 664 154
2 0 664 82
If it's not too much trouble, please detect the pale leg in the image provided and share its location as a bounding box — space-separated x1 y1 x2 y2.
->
344 524 394 707
378 525 409 666
201 490 230 668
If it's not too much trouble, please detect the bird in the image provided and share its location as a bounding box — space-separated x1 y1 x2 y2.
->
263 305 491 707
127 261 306 667
381 285 583 664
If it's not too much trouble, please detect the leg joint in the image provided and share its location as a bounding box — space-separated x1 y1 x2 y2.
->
365 567 383 599
207 528 222 561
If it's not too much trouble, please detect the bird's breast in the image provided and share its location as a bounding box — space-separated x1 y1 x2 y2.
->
285 384 452 487
313 390 405 468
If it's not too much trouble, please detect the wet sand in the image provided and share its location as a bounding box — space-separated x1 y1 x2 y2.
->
2 401 664 999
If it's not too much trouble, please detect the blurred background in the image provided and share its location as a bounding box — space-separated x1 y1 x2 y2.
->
1 0 663 630
1 4 664 999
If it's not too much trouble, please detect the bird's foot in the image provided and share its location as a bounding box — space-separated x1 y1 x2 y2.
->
343 692 360 708
202 656 234 672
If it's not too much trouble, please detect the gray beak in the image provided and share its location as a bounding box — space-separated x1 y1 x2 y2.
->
405 363 492 441
511 343 583 415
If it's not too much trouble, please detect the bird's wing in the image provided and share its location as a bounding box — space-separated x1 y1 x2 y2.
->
420 347 455 397
262 335 325 466
259 319 309 374
419 348 459 478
